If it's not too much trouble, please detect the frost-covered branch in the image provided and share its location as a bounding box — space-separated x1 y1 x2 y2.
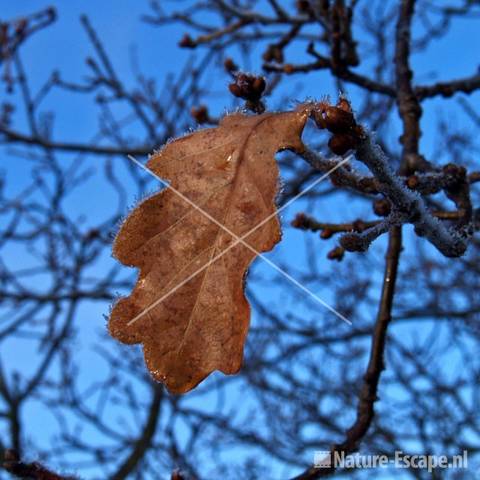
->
302 99 474 258
353 133 470 257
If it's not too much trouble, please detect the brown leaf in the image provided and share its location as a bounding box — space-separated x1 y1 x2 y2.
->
109 108 310 394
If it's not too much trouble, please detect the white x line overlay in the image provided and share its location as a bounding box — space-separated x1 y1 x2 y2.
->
126 153 352 326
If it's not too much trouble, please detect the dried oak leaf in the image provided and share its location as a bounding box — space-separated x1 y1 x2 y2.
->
109 108 310 394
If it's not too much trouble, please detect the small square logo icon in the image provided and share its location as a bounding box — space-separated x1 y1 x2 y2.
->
314 451 331 468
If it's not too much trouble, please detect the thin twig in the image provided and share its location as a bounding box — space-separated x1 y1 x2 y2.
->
291 227 402 479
